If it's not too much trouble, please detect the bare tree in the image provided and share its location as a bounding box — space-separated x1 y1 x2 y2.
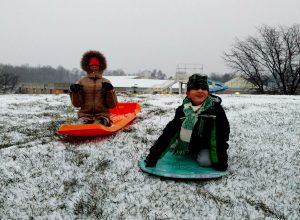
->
209 72 236 83
223 24 300 94
223 38 267 93
0 70 19 93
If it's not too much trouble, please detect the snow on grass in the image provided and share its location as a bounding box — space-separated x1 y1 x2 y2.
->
0 93 299 219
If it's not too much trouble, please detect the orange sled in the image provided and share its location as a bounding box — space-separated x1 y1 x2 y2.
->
57 102 140 137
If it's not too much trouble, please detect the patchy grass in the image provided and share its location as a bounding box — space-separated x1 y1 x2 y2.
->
0 93 299 219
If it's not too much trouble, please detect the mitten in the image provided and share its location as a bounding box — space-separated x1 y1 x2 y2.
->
144 156 158 167
214 162 228 171
102 82 114 91
70 84 83 92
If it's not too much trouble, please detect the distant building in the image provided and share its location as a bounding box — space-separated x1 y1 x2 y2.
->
224 76 256 94
17 77 180 94
18 83 70 94
17 74 231 95
106 76 179 93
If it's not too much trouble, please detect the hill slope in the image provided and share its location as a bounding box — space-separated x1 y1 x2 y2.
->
0 94 299 219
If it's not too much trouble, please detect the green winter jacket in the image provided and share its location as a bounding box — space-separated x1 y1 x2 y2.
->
146 94 230 171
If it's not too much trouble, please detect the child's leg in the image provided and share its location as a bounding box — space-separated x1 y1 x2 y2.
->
78 118 94 124
94 116 112 127
196 149 212 167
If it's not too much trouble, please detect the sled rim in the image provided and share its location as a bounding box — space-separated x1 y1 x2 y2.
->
139 152 227 179
57 102 140 136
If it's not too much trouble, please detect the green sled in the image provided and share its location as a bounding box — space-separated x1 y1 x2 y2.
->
139 151 227 179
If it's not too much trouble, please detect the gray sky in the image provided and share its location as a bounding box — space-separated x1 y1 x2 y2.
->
1 0 300 76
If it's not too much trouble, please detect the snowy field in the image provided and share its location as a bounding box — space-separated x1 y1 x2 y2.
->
0 93 299 219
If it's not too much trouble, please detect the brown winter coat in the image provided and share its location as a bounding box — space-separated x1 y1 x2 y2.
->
70 50 118 119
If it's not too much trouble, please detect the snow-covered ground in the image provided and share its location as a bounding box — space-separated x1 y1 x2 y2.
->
0 93 299 219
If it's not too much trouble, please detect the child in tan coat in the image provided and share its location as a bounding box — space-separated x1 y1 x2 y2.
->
70 50 118 126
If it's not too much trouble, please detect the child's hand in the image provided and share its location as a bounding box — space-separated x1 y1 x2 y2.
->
214 163 228 171
102 82 114 91
70 84 83 92
144 157 157 167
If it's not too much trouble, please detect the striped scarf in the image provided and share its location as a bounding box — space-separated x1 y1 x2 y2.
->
173 96 213 155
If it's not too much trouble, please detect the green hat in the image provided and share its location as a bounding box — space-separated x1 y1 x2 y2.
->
187 74 209 91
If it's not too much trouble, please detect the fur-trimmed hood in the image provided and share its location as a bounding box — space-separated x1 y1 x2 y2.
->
80 50 107 72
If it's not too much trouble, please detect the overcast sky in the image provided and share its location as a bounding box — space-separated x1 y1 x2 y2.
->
1 0 300 76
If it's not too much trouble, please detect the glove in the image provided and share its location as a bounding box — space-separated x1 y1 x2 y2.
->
70 84 83 92
214 162 228 171
144 156 158 167
102 82 114 91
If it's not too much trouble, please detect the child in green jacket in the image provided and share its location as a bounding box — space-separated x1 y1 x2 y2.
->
145 74 230 171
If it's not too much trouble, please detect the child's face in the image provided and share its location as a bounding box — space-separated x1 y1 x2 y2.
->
89 65 100 72
186 89 209 106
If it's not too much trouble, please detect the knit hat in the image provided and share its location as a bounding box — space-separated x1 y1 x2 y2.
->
187 74 209 91
89 57 100 66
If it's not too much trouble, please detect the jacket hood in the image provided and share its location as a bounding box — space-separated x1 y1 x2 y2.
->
80 50 107 72
210 94 222 107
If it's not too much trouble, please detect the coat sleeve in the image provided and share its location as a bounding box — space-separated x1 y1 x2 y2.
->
145 106 184 163
215 106 230 170
105 90 118 108
102 78 118 108
69 81 83 107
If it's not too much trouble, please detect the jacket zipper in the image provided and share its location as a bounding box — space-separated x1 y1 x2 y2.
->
92 78 96 115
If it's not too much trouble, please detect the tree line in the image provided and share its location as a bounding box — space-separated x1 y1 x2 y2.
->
0 64 168 93
0 64 83 82
223 24 300 94
208 72 235 83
